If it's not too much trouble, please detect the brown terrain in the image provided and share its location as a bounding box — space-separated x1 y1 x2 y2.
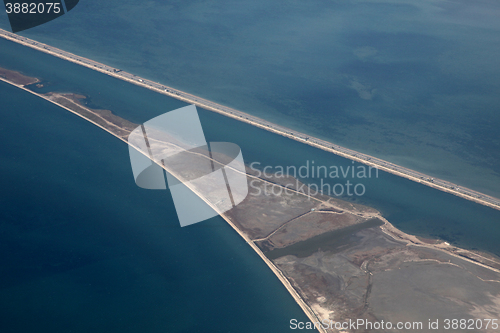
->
0 67 39 85
2 67 500 332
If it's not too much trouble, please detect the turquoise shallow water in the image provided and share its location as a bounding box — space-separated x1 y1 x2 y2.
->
0 0 499 198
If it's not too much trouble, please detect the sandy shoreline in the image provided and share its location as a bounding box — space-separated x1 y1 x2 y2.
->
1 28 499 213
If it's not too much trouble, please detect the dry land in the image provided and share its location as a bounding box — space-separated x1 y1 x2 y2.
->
0 67 39 85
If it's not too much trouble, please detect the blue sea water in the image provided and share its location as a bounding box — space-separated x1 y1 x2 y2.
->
0 81 316 331
0 0 499 198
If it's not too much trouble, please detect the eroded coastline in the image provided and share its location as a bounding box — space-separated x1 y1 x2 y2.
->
2 68 500 332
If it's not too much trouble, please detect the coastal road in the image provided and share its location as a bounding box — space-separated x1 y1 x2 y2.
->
1 28 499 211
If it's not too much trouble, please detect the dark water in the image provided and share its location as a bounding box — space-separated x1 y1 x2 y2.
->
266 219 385 260
0 81 316 332
1 0 499 198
